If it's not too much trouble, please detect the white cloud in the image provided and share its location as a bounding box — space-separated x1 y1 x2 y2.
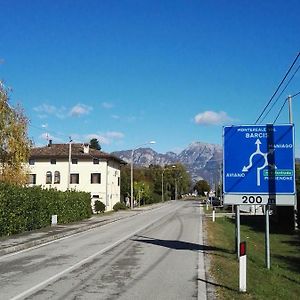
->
34 104 57 114
194 111 232 125
84 131 125 145
69 104 92 117
106 131 124 139
34 104 67 119
111 114 120 120
102 102 114 109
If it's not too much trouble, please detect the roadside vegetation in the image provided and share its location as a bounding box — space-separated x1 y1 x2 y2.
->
205 211 300 299
120 163 192 204
0 183 92 237
0 82 31 184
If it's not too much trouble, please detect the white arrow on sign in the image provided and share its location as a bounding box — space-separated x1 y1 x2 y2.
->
242 139 276 186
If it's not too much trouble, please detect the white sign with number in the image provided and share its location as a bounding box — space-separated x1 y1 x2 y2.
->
224 194 295 206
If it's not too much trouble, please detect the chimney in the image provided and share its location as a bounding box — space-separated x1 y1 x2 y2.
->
83 143 89 154
48 140 52 147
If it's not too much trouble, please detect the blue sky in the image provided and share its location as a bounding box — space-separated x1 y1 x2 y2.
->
1 0 299 156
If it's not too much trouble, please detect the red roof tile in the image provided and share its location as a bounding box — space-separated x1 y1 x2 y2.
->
30 143 126 164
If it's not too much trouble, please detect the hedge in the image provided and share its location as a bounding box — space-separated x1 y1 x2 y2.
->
0 183 92 236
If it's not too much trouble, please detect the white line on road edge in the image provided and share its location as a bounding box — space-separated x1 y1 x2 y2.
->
10 202 184 300
0 203 172 262
198 206 207 300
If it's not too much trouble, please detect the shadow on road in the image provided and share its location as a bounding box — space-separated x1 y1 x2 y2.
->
132 235 231 253
198 278 237 292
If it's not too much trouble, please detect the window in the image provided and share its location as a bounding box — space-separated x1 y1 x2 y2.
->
93 158 99 164
29 159 35 165
46 171 52 184
28 174 36 184
91 173 101 184
118 177 120 186
50 159 56 164
72 158 78 164
54 171 60 184
92 195 100 199
70 173 79 184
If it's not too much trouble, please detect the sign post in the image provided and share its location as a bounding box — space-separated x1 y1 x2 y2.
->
265 205 270 269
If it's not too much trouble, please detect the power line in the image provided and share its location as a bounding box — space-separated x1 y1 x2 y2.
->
273 98 288 124
260 63 300 123
291 90 300 98
255 52 300 124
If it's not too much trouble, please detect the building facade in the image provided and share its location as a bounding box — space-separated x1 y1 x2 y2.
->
27 142 126 211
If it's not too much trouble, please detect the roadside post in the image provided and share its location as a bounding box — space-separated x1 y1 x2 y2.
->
212 207 216 222
223 124 296 270
236 205 240 259
51 215 57 226
239 241 247 292
265 205 270 269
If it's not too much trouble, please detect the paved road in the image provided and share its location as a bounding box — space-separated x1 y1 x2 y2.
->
0 201 207 300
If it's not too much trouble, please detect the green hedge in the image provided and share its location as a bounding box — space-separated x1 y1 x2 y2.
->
0 183 92 236
113 202 127 211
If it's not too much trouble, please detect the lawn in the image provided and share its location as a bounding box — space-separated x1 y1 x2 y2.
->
204 210 300 299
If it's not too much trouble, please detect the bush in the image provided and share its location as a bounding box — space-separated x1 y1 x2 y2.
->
113 202 127 211
0 183 92 236
94 200 106 213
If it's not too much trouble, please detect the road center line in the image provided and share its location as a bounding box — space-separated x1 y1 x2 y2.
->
0 203 171 261
10 202 183 300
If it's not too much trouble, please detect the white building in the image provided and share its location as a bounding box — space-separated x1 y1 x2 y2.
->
27 141 126 211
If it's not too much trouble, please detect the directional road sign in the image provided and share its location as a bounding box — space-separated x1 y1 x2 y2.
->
223 124 295 205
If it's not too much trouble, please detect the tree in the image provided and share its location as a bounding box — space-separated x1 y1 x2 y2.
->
89 138 101 150
194 180 210 196
0 82 31 184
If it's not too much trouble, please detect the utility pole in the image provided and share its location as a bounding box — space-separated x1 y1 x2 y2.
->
288 95 297 230
161 168 164 202
67 137 72 190
288 95 293 124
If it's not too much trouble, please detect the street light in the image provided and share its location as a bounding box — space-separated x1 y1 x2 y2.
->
172 165 177 200
67 137 72 190
130 141 156 209
161 167 165 202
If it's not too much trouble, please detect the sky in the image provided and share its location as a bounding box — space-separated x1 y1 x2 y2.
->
0 0 299 156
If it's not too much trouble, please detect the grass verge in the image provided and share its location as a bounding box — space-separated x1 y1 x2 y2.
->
205 211 300 299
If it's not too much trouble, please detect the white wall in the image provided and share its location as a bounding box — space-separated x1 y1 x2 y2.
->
27 158 121 212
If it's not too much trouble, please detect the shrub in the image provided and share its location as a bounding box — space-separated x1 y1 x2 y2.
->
113 202 127 211
0 183 92 236
94 200 106 213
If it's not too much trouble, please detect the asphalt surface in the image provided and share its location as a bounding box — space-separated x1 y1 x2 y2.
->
0 203 165 257
0 201 208 300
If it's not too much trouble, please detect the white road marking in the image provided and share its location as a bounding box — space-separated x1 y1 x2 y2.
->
198 205 207 300
0 204 170 261
10 202 182 300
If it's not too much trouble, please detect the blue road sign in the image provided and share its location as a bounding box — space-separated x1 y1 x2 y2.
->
223 124 295 195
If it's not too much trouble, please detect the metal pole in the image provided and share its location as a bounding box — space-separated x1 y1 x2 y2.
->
265 205 271 269
130 149 134 209
67 138 72 190
175 179 177 200
161 169 164 202
237 205 241 259
288 95 293 124
288 95 297 230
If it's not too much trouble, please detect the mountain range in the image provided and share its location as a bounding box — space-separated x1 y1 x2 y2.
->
112 142 223 184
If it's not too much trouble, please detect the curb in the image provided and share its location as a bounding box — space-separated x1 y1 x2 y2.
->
0 202 170 256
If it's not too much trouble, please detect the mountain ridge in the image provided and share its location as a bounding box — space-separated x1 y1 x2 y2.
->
112 142 223 184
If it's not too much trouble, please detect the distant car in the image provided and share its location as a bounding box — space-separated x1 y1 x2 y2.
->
207 197 221 207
